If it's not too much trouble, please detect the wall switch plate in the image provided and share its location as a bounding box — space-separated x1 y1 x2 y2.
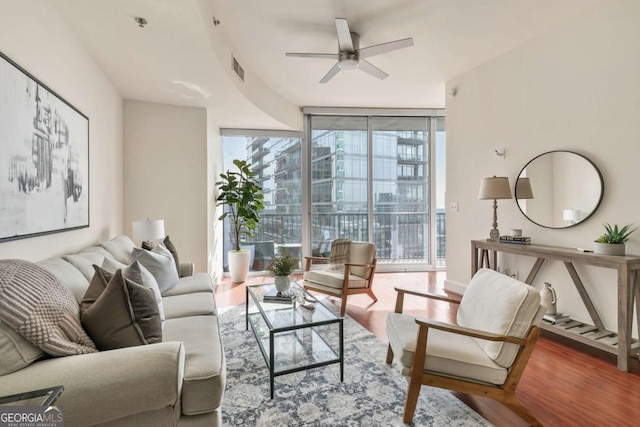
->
495 148 505 160
449 202 459 212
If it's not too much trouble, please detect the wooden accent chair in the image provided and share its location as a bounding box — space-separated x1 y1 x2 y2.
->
303 240 377 317
385 268 544 426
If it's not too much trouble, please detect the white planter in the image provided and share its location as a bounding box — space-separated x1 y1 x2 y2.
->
593 242 625 256
274 275 291 293
228 250 251 283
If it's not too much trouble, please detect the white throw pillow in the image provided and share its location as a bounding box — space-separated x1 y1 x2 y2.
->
124 261 166 328
132 243 180 294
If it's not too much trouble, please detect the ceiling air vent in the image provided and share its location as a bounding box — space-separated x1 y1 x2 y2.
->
232 56 244 82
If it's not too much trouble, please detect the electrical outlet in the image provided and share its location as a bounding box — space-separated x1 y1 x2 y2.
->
449 202 459 212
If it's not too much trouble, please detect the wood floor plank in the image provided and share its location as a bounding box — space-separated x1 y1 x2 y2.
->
216 271 640 427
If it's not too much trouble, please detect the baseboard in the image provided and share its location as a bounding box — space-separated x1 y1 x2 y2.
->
444 279 466 296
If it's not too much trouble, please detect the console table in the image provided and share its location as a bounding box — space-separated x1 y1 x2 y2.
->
471 240 640 371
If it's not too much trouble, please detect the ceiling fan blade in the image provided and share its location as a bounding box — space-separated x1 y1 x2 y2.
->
285 53 340 59
358 60 389 80
320 62 342 84
335 18 354 52
357 37 414 59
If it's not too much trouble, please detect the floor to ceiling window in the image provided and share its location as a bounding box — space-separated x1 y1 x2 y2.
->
309 114 443 269
220 110 445 273
220 130 303 273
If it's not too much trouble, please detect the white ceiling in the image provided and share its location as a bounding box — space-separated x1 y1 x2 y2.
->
51 0 603 128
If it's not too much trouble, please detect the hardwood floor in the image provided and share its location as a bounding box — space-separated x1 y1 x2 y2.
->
216 272 640 427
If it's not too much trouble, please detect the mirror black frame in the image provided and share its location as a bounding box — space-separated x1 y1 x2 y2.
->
515 150 604 229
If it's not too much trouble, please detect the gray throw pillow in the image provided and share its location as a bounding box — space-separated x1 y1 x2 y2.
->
81 268 162 351
142 236 181 277
124 260 165 328
132 243 180 294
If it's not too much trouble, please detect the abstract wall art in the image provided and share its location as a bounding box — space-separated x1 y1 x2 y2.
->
0 51 89 242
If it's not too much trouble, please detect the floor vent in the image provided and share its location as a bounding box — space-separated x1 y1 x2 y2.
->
232 56 244 82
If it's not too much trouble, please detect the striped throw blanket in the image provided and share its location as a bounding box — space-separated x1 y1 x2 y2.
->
329 239 351 271
0 259 96 356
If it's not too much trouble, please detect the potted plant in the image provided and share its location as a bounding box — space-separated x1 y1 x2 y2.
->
593 223 636 256
216 159 265 282
267 247 299 293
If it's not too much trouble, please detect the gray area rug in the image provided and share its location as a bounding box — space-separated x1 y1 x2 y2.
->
219 303 492 426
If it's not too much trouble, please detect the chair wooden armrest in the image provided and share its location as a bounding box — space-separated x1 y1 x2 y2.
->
415 318 528 346
393 286 460 313
304 256 329 271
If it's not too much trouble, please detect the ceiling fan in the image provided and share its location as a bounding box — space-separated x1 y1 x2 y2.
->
285 18 414 83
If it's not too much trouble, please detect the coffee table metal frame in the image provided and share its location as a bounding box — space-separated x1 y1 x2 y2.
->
245 282 344 399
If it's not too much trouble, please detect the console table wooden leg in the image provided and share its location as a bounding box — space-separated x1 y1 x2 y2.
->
617 265 632 371
472 244 479 276
525 258 546 285
564 262 605 330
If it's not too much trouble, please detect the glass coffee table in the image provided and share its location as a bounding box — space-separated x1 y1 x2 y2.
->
245 282 344 399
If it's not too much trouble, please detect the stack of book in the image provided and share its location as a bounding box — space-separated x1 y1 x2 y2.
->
263 289 295 304
499 235 531 245
542 312 571 325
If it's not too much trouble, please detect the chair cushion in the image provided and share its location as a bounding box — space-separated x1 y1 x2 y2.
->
386 313 508 385
457 268 542 367
303 270 368 290
348 241 376 278
162 316 226 415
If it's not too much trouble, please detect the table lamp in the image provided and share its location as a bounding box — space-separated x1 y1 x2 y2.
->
132 218 165 244
479 176 512 241
515 177 534 200
563 209 581 225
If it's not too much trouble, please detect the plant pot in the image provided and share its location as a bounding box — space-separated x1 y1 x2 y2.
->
274 275 291 293
228 250 251 283
593 242 625 256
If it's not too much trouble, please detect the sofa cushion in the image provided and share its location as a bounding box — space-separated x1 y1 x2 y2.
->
101 235 136 264
65 252 106 281
162 293 216 319
457 268 542 367
0 320 45 375
162 273 214 296
0 259 97 356
386 312 508 385
133 244 180 294
81 268 162 351
101 258 127 273
162 316 225 415
77 246 116 261
37 257 89 303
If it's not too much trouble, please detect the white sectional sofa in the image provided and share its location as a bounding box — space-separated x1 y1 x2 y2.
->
0 235 226 427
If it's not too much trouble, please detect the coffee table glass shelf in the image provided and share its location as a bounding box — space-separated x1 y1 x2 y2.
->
245 282 344 399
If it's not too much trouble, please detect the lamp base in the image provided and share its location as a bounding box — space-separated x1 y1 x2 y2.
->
488 228 500 242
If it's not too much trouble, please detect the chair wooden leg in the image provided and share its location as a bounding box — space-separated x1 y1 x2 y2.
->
339 296 348 317
402 377 422 423
386 344 394 364
366 288 378 302
503 396 542 427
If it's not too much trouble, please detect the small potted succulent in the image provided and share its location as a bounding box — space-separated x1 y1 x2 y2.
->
594 223 637 256
267 247 299 293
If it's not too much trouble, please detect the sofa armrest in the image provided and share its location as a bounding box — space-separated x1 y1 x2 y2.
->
179 262 195 277
0 342 185 426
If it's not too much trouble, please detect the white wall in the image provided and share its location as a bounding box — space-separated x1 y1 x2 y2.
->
123 101 208 273
207 109 223 283
0 0 123 261
445 0 640 336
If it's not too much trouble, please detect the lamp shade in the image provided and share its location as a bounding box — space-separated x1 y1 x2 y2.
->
132 219 165 242
478 176 512 200
563 209 581 222
515 177 534 199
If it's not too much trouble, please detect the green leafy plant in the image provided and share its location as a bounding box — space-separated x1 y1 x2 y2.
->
267 248 299 276
216 159 265 252
595 223 637 244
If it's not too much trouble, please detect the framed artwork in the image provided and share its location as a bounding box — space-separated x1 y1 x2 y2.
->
0 51 89 242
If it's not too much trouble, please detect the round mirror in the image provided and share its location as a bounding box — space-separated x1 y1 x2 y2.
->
515 151 604 229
